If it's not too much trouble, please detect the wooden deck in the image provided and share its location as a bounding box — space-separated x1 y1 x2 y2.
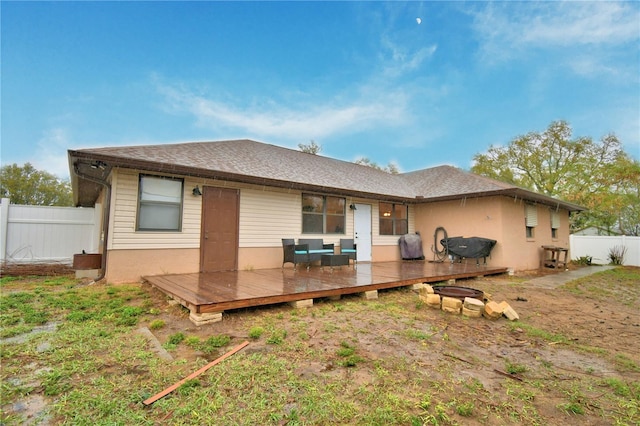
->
144 261 508 320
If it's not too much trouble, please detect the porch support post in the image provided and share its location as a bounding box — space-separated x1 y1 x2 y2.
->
0 198 9 263
289 299 313 308
189 311 223 326
361 290 378 300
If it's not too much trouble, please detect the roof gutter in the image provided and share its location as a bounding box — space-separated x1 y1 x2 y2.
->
415 188 585 212
72 161 111 282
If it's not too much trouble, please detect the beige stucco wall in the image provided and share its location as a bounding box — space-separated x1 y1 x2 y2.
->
413 196 571 272
105 248 200 283
372 245 403 262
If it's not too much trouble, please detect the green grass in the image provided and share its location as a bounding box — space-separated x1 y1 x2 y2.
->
2 272 640 425
167 332 186 345
265 328 287 345
505 360 528 375
149 319 165 330
509 321 569 344
614 353 640 372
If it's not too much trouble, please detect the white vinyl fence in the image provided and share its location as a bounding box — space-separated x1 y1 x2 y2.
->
0 198 100 264
569 234 640 267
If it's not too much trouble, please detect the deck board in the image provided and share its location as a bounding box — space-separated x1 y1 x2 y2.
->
144 261 508 314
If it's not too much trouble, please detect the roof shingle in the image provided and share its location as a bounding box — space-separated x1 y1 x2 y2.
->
68 139 583 211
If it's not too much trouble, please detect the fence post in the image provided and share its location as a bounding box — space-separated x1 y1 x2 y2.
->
92 203 102 253
0 198 9 262
569 234 574 261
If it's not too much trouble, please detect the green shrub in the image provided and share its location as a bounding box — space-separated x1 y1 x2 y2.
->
608 245 627 265
573 255 593 266
248 326 265 339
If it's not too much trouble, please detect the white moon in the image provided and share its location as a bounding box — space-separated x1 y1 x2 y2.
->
416 18 422 25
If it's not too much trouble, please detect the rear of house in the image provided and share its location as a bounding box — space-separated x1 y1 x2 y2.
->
68 140 582 283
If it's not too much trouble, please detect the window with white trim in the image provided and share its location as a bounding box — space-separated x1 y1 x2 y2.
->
137 175 184 231
551 210 560 239
525 204 537 239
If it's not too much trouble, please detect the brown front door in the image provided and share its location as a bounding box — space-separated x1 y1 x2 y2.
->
200 186 239 272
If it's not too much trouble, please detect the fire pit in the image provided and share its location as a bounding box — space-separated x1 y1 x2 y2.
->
432 285 484 301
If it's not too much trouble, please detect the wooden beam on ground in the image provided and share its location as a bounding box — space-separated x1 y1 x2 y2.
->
143 340 249 406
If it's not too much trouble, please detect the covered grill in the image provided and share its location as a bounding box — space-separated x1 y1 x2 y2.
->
399 233 425 260
441 236 497 265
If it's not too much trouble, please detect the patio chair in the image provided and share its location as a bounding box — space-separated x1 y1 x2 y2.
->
340 239 357 265
282 238 310 269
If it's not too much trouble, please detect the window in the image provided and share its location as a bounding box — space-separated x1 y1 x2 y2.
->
551 211 560 239
302 194 345 234
379 202 408 235
525 204 537 239
137 175 184 231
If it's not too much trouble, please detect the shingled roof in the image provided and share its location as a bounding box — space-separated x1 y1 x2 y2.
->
68 139 584 211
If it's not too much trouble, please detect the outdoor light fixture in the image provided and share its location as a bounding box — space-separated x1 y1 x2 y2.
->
192 185 202 196
349 204 357 210
90 161 107 170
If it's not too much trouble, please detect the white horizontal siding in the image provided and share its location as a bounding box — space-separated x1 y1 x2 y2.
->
108 168 417 251
239 189 301 247
109 169 202 250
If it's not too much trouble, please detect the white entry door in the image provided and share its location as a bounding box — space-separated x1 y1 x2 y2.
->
354 204 372 262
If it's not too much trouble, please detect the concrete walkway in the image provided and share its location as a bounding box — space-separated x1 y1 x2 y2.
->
524 265 616 289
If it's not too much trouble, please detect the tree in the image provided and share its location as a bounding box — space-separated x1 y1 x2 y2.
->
471 120 640 234
298 140 322 155
354 157 400 174
0 163 73 206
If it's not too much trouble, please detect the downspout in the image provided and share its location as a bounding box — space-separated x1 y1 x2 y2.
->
73 163 111 282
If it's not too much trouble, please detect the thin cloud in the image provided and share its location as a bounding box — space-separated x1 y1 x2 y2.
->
33 128 73 180
519 2 639 47
381 39 438 78
471 1 639 65
152 5 443 149
155 78 410 143
567 55 620 78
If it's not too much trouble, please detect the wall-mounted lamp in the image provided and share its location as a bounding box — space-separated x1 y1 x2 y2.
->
192 185 202 196
349 204 357 210
90 161 107 170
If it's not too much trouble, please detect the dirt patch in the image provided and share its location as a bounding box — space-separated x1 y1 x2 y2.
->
140 267 639 423
146 268 640 369
2 266 639 424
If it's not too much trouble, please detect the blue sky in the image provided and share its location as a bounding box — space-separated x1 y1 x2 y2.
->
2 1 639 180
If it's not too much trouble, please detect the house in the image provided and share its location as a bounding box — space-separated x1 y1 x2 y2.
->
68 139 584 283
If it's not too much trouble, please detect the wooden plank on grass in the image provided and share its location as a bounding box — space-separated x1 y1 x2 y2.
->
143 340 249 406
